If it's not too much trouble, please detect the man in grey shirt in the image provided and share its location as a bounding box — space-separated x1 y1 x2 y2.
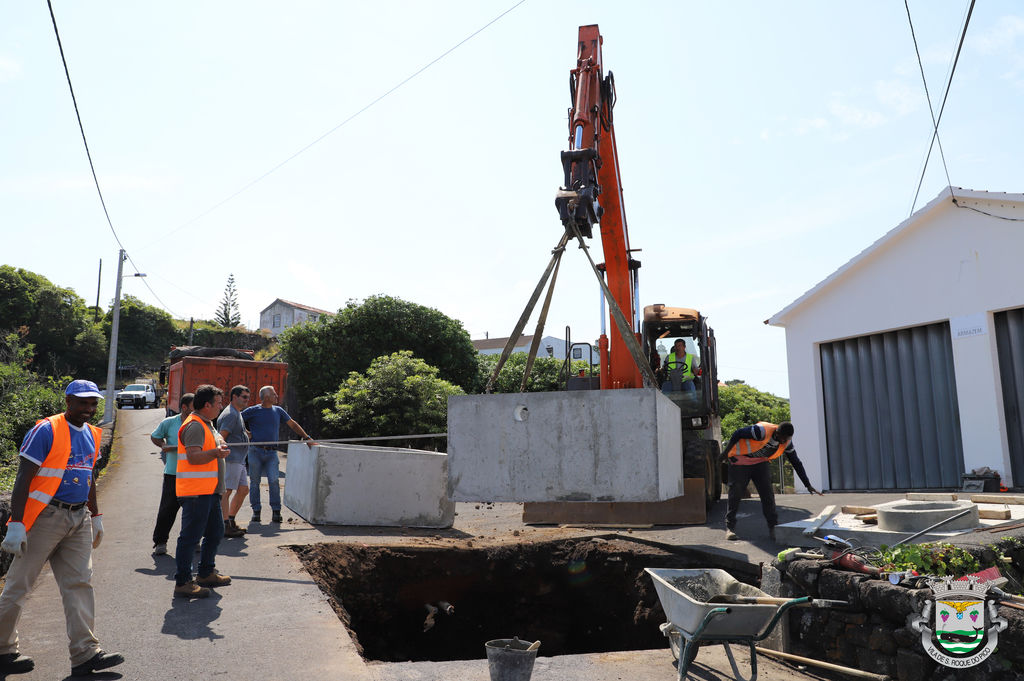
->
217 385 251 538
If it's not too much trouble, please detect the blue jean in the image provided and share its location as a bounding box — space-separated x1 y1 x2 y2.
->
248 447 280 512
175 493 224 586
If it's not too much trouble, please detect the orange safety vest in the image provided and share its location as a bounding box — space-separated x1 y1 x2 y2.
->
729 421 788 466
22 414 100 531
176 414 220 496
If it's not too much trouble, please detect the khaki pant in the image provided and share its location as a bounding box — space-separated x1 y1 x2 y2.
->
0 504 100 666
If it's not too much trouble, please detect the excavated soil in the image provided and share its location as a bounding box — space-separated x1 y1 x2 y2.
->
293 537 759 662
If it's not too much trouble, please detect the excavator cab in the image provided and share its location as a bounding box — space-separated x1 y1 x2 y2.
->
641 304 720 433
642 304 724 508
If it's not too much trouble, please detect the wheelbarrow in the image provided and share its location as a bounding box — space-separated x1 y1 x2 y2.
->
645 568 846 681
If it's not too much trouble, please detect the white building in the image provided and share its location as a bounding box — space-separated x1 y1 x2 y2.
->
259 299 333 338
768 188 1024 491
473 334 569 361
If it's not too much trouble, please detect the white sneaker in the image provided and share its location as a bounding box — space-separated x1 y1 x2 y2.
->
153 543 167 555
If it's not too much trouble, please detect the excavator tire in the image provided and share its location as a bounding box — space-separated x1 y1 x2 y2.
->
683 440 720 511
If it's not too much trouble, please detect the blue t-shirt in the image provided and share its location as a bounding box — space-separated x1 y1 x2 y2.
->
20 419 99 504
241 405 291 447
151 414 183 475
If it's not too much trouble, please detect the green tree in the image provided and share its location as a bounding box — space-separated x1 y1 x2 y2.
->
106 295 178 371
718 380 791 438
321 351 463 449
475 352 592 393
65 323 109 383
214 274 241 328
280 295 477 409
0 333 72 488
0 266 95 378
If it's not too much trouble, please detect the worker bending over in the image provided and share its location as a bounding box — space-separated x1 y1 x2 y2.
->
721 421 822 542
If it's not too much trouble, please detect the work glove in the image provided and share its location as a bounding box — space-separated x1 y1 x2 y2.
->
1 522 27 557
91 515 104 549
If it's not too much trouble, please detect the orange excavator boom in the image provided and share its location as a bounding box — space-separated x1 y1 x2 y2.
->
555 24 641 389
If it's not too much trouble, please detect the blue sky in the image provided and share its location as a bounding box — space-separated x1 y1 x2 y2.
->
3 2 1023 397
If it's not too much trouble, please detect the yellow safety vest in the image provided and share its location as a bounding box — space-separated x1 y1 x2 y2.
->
665 352 695 381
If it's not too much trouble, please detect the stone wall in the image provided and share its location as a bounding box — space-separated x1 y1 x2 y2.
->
773 558 1024 681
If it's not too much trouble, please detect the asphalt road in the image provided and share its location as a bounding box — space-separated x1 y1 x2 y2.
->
11 407 897 680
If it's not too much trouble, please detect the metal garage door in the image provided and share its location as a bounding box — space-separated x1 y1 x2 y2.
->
820 322 964 490
995 308 1024 485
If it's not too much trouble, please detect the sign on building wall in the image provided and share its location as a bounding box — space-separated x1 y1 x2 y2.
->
950 313 987 340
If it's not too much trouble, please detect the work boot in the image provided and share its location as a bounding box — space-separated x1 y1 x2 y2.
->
174 581 211 598
251 511 261 523
224 519 245 538
768 527 777 543
196 570 232 587
725 529 738 541
271 511 283 523
71 650 124 676
229 517 246 534
0 653 34 674
153 543 167 555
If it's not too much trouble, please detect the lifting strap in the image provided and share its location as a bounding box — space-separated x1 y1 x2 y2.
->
520 251 562 392
485 233 569 393
569 224 658 388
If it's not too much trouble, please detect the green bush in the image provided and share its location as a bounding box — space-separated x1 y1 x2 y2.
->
321 351 464 450
718 380 791 439
281 295 478 412
475 352 592 393
0 333 104 490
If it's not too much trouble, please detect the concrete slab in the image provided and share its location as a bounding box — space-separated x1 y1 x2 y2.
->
285 442 454 528
447 388 682 502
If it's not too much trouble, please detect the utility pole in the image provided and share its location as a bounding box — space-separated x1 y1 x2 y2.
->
101 251 125 424
101 250 146 424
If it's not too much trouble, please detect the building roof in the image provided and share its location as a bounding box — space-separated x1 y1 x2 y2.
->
260 298 334 316
472 335 534 352
767 187 1024 327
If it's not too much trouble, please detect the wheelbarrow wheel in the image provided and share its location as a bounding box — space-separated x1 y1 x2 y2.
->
668 630 699 666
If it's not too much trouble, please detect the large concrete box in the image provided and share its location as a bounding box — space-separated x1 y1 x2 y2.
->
284 442 454 527
447 388 682 502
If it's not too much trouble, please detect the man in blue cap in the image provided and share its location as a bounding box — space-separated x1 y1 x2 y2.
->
0 380 124 676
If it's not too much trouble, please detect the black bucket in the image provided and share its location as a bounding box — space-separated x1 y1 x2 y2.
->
484 638 538 681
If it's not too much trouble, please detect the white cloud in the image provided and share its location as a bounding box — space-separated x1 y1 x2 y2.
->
794 117 828 135
0 56 21 82
974 15 1024 55
875 79 920 116
828 96 886 129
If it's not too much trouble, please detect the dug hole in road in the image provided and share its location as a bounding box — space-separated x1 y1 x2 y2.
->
44 408 869 681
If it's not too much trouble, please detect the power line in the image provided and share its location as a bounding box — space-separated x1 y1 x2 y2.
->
953 202 1024 222
906 0 975 216
903 0 953 211
47 0 183 319
46 0 125 252
148 0 528 248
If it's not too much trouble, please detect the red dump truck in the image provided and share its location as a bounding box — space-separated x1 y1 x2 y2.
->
162 347 288 415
